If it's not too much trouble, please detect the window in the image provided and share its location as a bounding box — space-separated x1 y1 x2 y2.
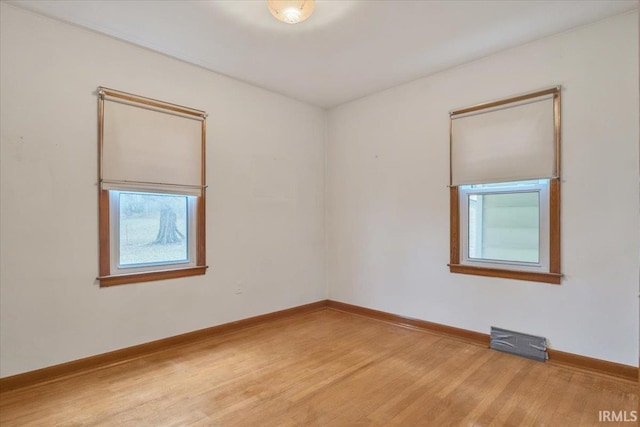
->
111 191 196 274
449 88 561 284
461 180 548 271
97 88 207 287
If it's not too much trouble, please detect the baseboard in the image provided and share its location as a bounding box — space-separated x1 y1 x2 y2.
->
0 300 328 393
326 300 638 382
326 300 488 346
2 298 635 393
546 349 638 381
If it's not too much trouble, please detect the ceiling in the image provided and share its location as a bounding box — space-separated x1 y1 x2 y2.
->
9 0 637 108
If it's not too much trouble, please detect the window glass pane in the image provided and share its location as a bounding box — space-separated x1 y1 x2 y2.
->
468 191 539 263
119 192 189 267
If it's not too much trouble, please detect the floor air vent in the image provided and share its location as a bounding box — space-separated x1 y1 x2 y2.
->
490 327 547 362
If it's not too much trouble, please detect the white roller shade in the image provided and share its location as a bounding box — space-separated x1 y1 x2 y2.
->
102 98 204 193
451 95 556 186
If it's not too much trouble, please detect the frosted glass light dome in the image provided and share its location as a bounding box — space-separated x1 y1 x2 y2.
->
267 0 315 24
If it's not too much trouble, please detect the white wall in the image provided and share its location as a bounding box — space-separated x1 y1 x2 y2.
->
327 12 639 365
1 4 638 378
0 4 326 377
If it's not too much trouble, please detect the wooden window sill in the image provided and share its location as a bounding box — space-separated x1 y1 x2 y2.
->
98 266 208 287
448 264 562 285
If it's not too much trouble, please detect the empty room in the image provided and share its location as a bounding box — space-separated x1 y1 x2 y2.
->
0 0 638 425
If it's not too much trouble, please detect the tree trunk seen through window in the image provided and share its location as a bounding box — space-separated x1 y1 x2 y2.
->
154 207 184 244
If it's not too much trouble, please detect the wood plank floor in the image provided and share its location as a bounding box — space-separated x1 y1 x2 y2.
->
0 308 637 426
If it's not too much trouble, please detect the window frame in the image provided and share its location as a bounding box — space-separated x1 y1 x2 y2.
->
459 180 550 273
97 88 207 287
109 190 198 275
448 87 562 285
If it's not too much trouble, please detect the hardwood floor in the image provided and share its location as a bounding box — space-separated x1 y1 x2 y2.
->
0 309 636 426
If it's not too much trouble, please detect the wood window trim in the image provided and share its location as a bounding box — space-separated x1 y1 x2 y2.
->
98 192 207 287
447 264 562 285
449 179 561 285
98 266 208 287
449 87 561 285
97 88 207 287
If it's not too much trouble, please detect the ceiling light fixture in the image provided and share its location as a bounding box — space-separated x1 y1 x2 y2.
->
267 0 315 24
